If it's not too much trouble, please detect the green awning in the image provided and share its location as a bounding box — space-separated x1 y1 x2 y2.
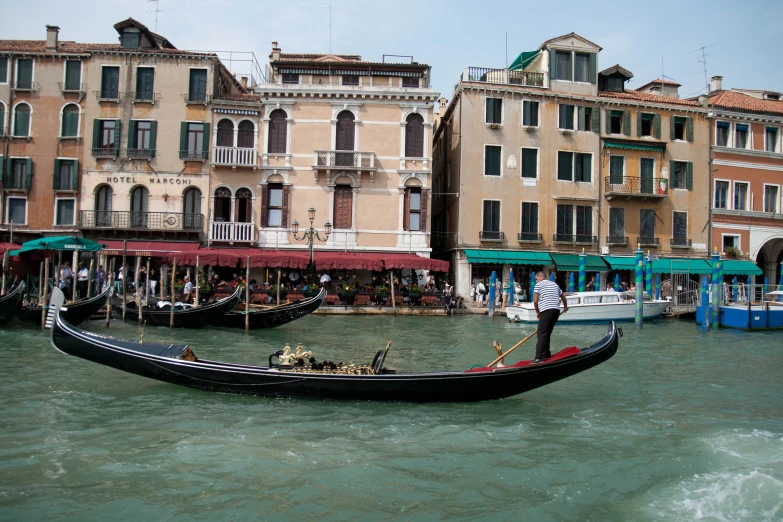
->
651 258 713 274
602 256 638 270
10 236 103 256
718 260 763 276
464 249 552 266
550 253 608 271
604 141 666 152
508 51 540 71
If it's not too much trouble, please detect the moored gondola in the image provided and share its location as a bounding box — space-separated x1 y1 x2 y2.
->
0 281 25 325
114 286 242 328
17 284 112 326
206 288 325 329
48 288 620 402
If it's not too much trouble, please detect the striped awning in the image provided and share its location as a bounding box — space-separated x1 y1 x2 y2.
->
604 141 666 152
279 68 422 78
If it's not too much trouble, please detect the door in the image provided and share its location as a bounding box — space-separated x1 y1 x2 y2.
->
640 158 654 194
95 185 113 227
333 185 353 229
130 186 149 228
335 111 355 167
183 188 202 229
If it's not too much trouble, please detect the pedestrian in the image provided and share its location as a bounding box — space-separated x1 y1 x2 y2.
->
59 262 73 293
477 280 486 305
502 276 511 308
586 276 596 291
76 262 89 299
182 275 193 304
444 282 454 310
97 264 106 292
533 271 569 363
149 268 158 297
470 283 476 302
320 271 331 287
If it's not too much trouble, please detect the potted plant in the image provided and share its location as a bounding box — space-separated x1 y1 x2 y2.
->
724 246 742 259
407 283 420 299
375 283 389 297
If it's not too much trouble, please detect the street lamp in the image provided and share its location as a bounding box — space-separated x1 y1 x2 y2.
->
292 207 331 265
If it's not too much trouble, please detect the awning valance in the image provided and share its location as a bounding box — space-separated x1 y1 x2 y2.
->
100 240 201 257
550 253 608 271
601 256 638 270
10 236 103 256
382 254 449 272
718 259 763 276
0 243 21 256
465 249 552 266
604 141 666 152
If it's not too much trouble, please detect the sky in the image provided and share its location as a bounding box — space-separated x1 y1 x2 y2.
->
2 0 782 103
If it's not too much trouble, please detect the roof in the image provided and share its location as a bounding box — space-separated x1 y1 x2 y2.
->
637 78 682 90
599 64 633 79
599 90 700 107
0 39 215 57
279 52 362 61
538 32 602 51
113 17 176 49
709 90 783 116
273 58 428 69
213 93 261 102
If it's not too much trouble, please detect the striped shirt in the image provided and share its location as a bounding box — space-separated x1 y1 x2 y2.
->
534 280 562 311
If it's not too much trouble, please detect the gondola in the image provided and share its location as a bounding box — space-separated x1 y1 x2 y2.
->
206 288 325 329
17 284 112 326
48 288 620 402
113 286 242 328
0 281 25 325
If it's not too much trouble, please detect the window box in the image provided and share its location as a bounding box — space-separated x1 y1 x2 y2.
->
523 126 539 133
560 129 575 136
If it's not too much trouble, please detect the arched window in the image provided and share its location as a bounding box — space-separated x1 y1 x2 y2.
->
216 119 234 147
213 187 231 222
335 110 355 167
61 104 80 137
405 113 424 158
268 109 287 154
183 187 202 229
13 103 31 137
237 120 254 148
95 185 113 227
235 187 253 223
130 186 149 228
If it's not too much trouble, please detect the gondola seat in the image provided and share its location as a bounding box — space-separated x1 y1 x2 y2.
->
465 346 581 373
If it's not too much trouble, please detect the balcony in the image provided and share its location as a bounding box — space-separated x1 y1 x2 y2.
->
209 221 255 243
92 147 119 159
58 82 86 94
637 237 660 248
130 91 160 104
213 146 258 168
606 236 629 246
479 231 504 242
180 149 209 162
314 150 376 170
553 234 596 245
518 232 543 243
182 93 211 104
2 174 32 191
11 80 40 92
127 148 156 160
605 177 668 200
462 67 547 88
670 238 692 249
94 90 124 102
79 211 203 232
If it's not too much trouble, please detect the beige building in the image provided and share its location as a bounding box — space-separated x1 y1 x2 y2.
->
207 43 440 257
432 33 711 297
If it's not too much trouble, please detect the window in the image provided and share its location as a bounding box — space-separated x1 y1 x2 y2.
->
520 148 537 179
188 69 207 102
95 185 112 226
61 104 79 137
484 145 501 176
736 124 750 148
64 61 81 90
100 66 119 99
235 188 252 223
671 161 687 189
342 75 359 86
405 113 424 157
716 121 730 146
130 186 149 228
574 53 589 82
765 127 779 153
0 58 7 83
16 59 33 89
128 120 157 158
640 113 654 137
267 110 288 154
640 158 655 194
559 104 575 130
558 151 573 181
555 204 573 240
183 188 202 229
575 205 592 242
522 100 539 127
282 73 299 84
333 185 352 229
13 103 31 137
482 200 501 233
610 110 624 134
764 186 778 213
54 159 77 191
135 67 154 101
98 120 117 148
605 76 624 92
237 121 254 148
213 187 231 222
6 197 26 224
135 121 152 149
405 188 422 231
640 209 656 240
577 106 593 131
402 77 419 88
558 151 591 182
609 156 625 184
182 122 206 159
216 119 234 147
673 211 687 240
609 207 625 241
122 32 140 49
554 51 571 81
485 98 502 124
9 159 29 189
672 117 686 140
520 202 538 237
734 182 748 210
714 181 729 209
335 111 355 158
267 184 284 227
723 235 739 252
55 199 75 226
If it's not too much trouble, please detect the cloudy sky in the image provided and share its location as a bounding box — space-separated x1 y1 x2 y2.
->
2 0 781 101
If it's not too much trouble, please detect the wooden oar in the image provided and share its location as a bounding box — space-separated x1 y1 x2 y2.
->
486 329 538 368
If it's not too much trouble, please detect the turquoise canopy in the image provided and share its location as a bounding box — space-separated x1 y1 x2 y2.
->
508 51 540 71
10 236 103 256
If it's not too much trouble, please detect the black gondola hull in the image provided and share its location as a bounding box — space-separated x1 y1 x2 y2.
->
114 287 242 328
206 288 325 329
0 282 25 325
18 285 111 326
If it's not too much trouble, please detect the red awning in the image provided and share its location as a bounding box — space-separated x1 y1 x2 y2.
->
0 243 22 256
100 240 201 257
314 252 384 271
382 254 450 272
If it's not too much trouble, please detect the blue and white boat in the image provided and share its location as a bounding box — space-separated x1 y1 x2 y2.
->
506 291 669 323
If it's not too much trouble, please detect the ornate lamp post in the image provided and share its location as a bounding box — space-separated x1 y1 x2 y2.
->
292 207 332 266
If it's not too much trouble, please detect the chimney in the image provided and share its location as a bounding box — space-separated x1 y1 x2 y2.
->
241 76 248 89
45 25 60 52
698 95 708 108
271 41 281 61
438 97 448 113
710 76 723 93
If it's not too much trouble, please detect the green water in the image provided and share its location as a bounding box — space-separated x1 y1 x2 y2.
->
0 315 781 521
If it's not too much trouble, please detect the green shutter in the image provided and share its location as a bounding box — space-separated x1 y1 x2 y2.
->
0 156 4 180
669 160 675 187
686 117 694 142
588 53 596 83
685 161 693 190
202 122 210 159
72 160 80 191
577 106 585 130
605 109 611 134
92 119 101 150
53 159 61 190
24 158 32 190
549 49 556 79
654 114 661 139
637 112 642 137
180 122 188 158
127 120 137 151
592 105 600 133
670 116 676 141
114 120 122 155
623 111 631 136
150 121 157 158
584 154 592 182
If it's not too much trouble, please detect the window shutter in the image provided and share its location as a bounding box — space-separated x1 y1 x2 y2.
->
149 121 157 158
577 106 585 130
202 123 210 160
420 189 428 232
592 105 600 133
53 159 61 190
653 114 661 139
127 120 136 151
637 113 643 137
0 157 4 181
403 189 410 231
24 158 32 190
584 155 592 183
260 185 268 227
549 49 556 80
685 162 693 190
623 111 631 136
686 117 694 142
605 109 611 135
588 53 596 83
670 116 675 141
92 119 101 150
180 122 188 156
113 120 122 155
72 160 79 191
281 185 289 227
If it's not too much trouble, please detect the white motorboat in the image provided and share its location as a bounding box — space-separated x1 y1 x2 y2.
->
505 291 669 323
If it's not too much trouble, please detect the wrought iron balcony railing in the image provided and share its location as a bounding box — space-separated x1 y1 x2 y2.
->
462 67 547 88
606 235 629 246
518 232 543 242
314 150 376 169
79 210 203 231
180 149 209 161
130 91 160 103
670 238 692 248
94 90 124 102
127 148 156 160
637 236 660 247
605 176 669 198
479 231 504 242
92 147 119 159
182 93 211 104
12 80 40 91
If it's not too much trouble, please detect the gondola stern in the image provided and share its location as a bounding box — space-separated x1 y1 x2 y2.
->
47 288 70 355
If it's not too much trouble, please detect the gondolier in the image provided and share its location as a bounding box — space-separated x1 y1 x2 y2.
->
533 271 568 362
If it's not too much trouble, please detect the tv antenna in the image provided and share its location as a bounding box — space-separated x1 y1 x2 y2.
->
318 4 332 54
689 43 718 95
659 57 677 93
147 0 163 33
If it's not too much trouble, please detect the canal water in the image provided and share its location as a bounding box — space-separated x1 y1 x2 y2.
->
0 315 781 521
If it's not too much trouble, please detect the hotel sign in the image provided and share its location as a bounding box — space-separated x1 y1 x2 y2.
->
104 176 193 185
